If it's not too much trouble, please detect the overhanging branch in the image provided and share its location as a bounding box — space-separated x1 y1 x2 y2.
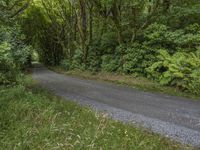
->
10 0 31 18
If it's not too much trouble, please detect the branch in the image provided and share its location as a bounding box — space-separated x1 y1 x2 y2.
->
141 0 161 29
10 0 31 18
8 0 23 11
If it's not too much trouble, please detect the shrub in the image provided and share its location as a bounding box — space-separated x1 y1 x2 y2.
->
70 49 85 70
60 59 71 71
101 55 120 72
144 23 200 53
184 23 200 34
0 42 19 85
147 49 200 95
188 69 200 95
61 49 85 71
144 23 168 46
0 25 32 85
122 43 157 75
100 31 118 54
86 43 102 72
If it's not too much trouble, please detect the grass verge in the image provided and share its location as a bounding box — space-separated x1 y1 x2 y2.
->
51 67 200 100
0 75 196 150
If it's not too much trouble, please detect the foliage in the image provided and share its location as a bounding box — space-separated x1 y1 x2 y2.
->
60 49 85 71
60 59 71 71
144 23 169 46
188 69 200 95
101 55 120 72
21 5 64 66
165 0 200 28
100 32 119 54
0 0 31 31
86 45 102 72
0 42 18 85
0 25 32 85
122 43 157 75
144 23 200 53
147 49 200 95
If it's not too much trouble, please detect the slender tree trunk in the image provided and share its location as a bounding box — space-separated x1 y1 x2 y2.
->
116 26 123 45
111 0 123 45
131 7 137 42
89 4 93 44
74 14 77 42
79 0 88 64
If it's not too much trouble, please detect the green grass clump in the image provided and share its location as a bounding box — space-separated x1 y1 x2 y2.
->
0 80 192 150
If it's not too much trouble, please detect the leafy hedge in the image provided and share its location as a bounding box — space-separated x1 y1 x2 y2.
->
147 50 200 95
122 43 157 75
0 25 32 85
144 23 200 95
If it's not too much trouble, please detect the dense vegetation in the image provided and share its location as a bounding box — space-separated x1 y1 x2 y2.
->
0 1 200 149
24 0 200 95
0 0 32 85
1 0 200 95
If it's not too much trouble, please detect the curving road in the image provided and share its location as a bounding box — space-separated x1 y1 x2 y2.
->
33 64 200 147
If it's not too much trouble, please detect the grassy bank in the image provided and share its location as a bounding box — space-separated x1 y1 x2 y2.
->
51 67 200 100
0 76 194 150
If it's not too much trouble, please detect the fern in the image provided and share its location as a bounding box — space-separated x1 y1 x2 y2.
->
147 49 200 95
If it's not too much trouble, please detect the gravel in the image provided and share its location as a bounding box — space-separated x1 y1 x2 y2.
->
33 64 200 147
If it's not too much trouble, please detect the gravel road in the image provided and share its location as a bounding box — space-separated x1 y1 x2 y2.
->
33 64 200 147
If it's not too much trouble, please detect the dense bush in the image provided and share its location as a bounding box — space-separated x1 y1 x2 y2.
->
100 32 118 53
122 43 157 75
101 55 121 72
144 23 200 53
147 49 200 95
0 42 18 85
0 25 32 85
60 49 85 71
86 45 102 72
142 23 200 95
60 59 71 71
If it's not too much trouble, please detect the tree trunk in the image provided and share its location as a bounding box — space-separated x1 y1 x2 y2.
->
89 3 93 44
131 7 137 42
79 0 88 64
111 0 123 45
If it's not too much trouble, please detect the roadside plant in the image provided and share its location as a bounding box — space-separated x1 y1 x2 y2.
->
147 49 200 95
